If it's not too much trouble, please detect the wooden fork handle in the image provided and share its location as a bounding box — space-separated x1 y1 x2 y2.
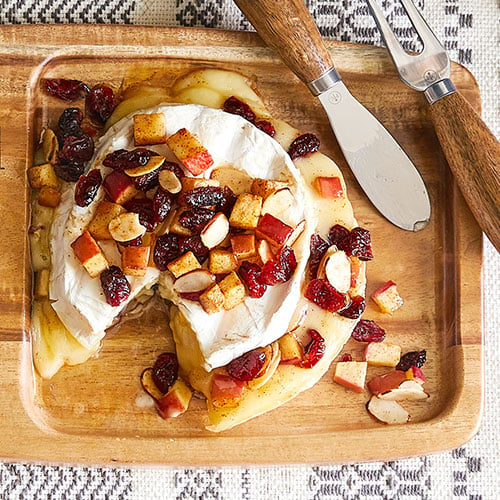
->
428 91 500 252
234 0 333 84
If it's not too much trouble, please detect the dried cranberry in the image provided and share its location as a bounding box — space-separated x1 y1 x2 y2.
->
223 96 256 123
124 198 156 232
338 295 366 319
288 133 320 160
43 79 89 101
103 148 157 171
328 224 350 253
351 319 386 343
179 208 215 233
152 352 179 394
100 266 130 307
85 84 117 124
120 236 142 247
178 235 209 262
349 227 374 261
153 234 180 270
179 186 225 208
218 186 237 216
58 108 83 136
260 247 297 286
255 120 276 137
302 329 325 368
74 169 102 207
238 262 267 298
132 171 159 192
227 349 266 381
59 134 94 163
396 350 427 371
53 162 84 182
152 188 173 223
309 233 329 280
340 353 353 362
80 118 99 137
304 279 348 312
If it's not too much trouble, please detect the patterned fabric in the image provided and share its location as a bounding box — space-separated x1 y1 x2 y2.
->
1 1 499 499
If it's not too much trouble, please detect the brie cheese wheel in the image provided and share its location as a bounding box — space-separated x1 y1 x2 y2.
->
50 104 315 364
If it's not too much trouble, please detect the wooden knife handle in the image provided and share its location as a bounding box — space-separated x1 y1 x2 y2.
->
234 0 333 83
429 91 500 251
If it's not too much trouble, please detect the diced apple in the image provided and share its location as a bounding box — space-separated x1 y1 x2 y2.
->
257 239 274 264
37 186 61 208
140 367 164 400
367 396 410 425
256 213 293 247
210 373 245 408
103 170 138 204
166 128 214 175
333 361 368 393
317 247 351 293
71 230 109 278
121 246 150 277
133 112 167 146
405 366 427 384
88 201 126 240
251 178 289 199
219 272 246 310
155 378 193 419
200 213 229 249
167 251 201 278
278 333 303 365
173 269 215 294
199 283 225 314
28 163 58 188
364 342 401 367
367 370 408 396
314 176 343 198
260 188 296 226
124 156 165 177
159 169 182 194
229 193 263 230
371 280 404 314
350 256 364 290
108 212 147 242
210 166 253 195
378 380 429 401
230 233 256 260
208 249 238 274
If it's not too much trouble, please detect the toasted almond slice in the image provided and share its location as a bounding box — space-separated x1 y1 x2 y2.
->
173 269 216 294
317 246 351 293
210 166 253 195
159 169 182 194
287 304 308 334
42 128 58 164
367 396 410 425
261 188 297 225
108 212 147 242
248 342 281 390
200 213 229 249
257 239 274 264
283 219 306 248
141 368 164 401
125 156 166 177
378 380 429 401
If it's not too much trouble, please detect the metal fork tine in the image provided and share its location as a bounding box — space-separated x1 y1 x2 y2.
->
366 0 412 68
399 0 447 55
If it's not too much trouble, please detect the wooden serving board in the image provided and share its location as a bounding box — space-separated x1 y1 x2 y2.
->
0 25 482 465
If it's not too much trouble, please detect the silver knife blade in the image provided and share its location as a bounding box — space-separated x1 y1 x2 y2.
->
317 81 431 231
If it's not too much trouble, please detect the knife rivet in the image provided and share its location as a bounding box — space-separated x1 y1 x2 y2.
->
424 70 438 83
328 91 342 105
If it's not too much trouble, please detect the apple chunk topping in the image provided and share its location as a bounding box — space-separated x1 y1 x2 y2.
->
371 280 404 314
71 230 109 279
211 373 245 408
108 212 147 242
133 112 167 146
314 176 343 198
167 251 201 278
278 333 303 365
256 213 293 247
333 361 367 393
367 396 410 425
364 342 401 367
156 379 193 419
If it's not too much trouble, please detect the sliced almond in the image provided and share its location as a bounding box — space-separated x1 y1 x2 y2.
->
125 156 165 177
378 380 429 401
318 246 351 293
261 188 297 226
367 396 410 425
210 166 253 195
173 269 216 294
287 304 308 334
248 342 281 390
200 213 229 249
108 212 147 242
283 219 305 248
257 239 274 264
141 368 164 400
159 169 182 194
42 128 58 164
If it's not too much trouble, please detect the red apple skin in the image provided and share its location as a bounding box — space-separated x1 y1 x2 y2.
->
256 213 293 246
368 370 407 396
156 392 185 419
280 356 302 366
406 366 427 383
71 230 102 263
103 171 138 204
315 176 343 198
211 373 244 400
183 150 214 176
333 374 365 393
373 280 397 295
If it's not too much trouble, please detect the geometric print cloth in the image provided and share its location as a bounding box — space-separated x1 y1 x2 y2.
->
0 1 498 498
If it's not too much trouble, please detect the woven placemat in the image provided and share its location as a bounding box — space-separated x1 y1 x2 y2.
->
1 1 498 498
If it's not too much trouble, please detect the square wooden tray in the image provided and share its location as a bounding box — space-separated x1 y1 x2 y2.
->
0 25 482 466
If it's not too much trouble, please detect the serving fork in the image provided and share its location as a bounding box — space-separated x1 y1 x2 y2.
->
367 0 500 251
